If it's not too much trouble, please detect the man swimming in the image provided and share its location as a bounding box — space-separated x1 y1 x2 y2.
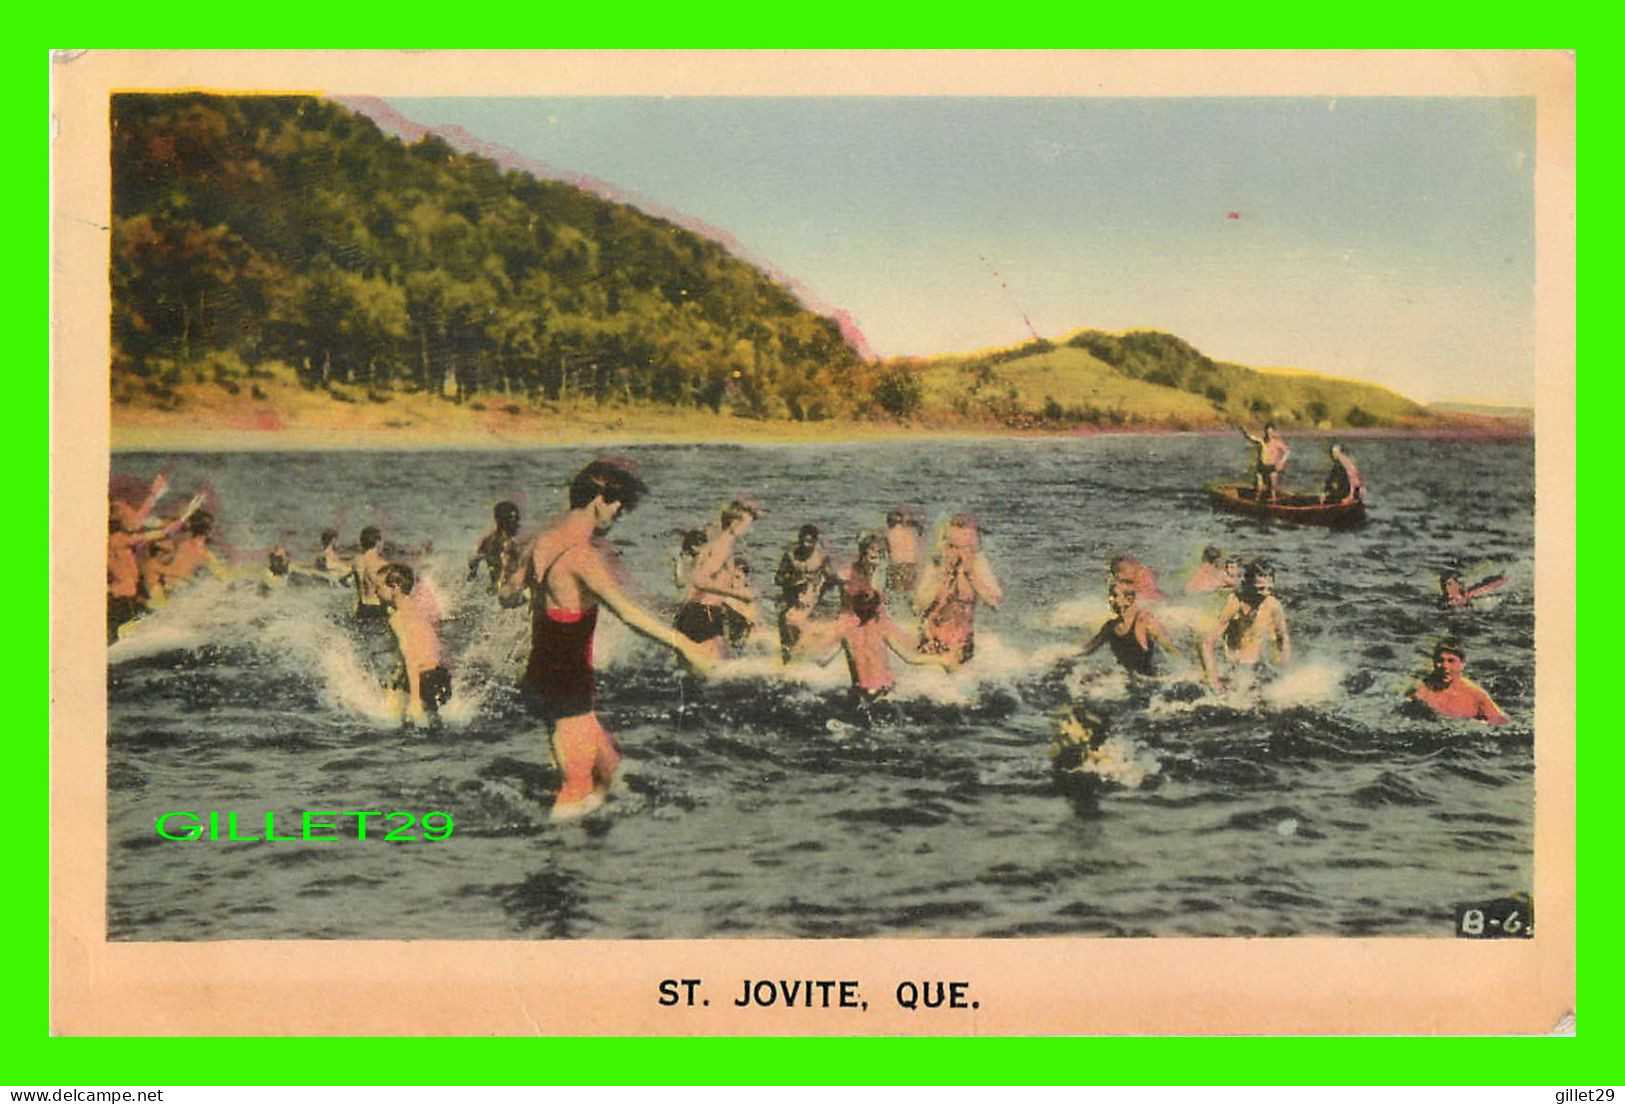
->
1406 640 1508 725
1439 570 1509 609
505 459 714 819
1185 545 1233 593
1201 559 1292 692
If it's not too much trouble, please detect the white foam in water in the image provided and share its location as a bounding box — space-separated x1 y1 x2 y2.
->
1261 660 1342 708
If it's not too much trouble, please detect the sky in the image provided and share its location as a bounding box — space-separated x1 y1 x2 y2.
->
388 96 1535 406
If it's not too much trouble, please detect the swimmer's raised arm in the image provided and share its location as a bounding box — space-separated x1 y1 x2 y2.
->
971 554 1004 608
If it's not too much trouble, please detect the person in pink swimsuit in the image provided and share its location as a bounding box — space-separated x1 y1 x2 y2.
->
503 459 714 820
914 514 1003 667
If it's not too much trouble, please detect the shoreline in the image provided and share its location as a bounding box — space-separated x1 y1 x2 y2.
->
110 419 1533 453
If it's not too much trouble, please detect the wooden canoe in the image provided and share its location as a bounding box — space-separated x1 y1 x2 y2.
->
1204 482 1367 529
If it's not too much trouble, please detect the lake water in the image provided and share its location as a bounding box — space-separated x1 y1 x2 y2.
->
107 434 1536 940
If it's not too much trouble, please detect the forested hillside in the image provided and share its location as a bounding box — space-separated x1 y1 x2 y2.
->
111 93 864 420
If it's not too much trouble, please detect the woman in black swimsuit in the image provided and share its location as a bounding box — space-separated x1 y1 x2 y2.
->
1081 580 1180 677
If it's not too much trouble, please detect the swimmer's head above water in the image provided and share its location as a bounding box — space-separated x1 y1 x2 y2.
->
380 562 416 599
359 526 382 552
569 459 648 515
494 501 521 535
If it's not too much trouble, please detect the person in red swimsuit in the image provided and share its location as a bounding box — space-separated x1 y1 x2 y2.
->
503 459 714 820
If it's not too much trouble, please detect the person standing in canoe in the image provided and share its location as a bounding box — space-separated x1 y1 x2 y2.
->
1240 423 1290 501
503 459 714 819
915 514 1003 667
1320 442 1365 505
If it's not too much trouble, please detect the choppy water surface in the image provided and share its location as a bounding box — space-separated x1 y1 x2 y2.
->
108 435 1535 940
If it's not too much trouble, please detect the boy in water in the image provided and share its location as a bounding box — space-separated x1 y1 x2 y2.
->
774 525 839 609
379 562 453 725
808 584 951 699
505 459 714 819
469 501 522 593
349 525 390 622
1439 570 1509 609
141 509 231 605
1201 560 1292 692
675 500 760 656
314 528 350 579
106 483 202 642
1081 580 1181 677
884 509 923 596
1406 640 1508 725
1185 545 1232 593
842 532 888 606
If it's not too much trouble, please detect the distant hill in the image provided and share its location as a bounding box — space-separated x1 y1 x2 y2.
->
334 95 876 360
110 94 1488 441
111 93 864 423
1427 400 1533 421
886 329 1440 432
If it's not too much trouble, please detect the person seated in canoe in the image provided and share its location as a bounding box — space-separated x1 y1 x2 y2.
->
1405 640 1508 725
1439 570 1509 609
1319 442 1365 504
1081 579 1182 677
1239 423 1290 501
1200 559 1292 692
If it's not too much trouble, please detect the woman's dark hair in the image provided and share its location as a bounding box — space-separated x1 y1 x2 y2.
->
359 526 382 551
568 460 647 512
320 528 339 546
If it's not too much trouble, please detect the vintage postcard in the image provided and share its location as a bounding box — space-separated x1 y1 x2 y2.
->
51 49 1575 1035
